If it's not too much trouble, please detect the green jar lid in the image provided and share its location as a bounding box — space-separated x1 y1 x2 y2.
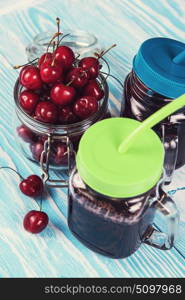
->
76 118 164 198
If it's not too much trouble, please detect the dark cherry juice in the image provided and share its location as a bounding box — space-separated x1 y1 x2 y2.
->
121 71 185 169
68 170 155 259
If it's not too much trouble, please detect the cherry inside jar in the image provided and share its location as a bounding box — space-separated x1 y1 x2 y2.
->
13 74 110 170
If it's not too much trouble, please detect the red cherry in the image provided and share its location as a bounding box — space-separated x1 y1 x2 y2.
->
40 61 63 83
51 142 68 165
20 66 42 90
54 45 75 70
83 79 104 101
73 96 98 119
23 210 49 234
66 67 89 88
19 175 43 197
50 83 76 106
35 101 58 123
19 90 39 114
58 105 78 124
30 141 44 161
19 66 28 78
40 79 64 100
79 57 100 79
17 125 36 143
38 52 53 68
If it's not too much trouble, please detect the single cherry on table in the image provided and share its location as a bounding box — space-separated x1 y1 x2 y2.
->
19 174 43 197
23 210 49 234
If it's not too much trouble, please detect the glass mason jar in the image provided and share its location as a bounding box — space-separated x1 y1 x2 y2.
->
13 74 110 187
26 30 102 62
120 38 185 184
68 118 179 259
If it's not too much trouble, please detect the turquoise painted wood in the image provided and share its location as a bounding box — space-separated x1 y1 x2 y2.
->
0 0 185 277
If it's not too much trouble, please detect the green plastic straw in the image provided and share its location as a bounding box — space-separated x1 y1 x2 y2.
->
118 93 185 153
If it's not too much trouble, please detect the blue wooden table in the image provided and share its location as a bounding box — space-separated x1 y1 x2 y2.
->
0 0 184 277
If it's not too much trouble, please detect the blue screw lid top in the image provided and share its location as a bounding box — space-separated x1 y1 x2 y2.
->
133 37 185 98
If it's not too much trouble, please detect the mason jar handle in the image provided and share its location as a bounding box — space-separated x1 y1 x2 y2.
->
143 191 179 250
40 134 74 188
162 124 178 185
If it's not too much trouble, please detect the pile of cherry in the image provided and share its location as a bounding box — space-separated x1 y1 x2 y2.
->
16 42 106 163
15 27 116 165
17 36 108 125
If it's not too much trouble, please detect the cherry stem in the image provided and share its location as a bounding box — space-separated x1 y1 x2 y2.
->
58 33 71 45
66 44 116 86
95 44 117 59
100 57 110 82
51 57 56 67
13 58 39 69
53 41 56 53
66 80 73 86
39 191 43 211
75 53 80 60
0 166 24 180
73 53 80 66
44 32 62 63
100 71 124 89
56 17 60 47
46 32 61 53
66 69 86 86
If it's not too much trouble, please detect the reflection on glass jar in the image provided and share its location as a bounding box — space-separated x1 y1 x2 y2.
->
26 30 102 62
13 74 110 173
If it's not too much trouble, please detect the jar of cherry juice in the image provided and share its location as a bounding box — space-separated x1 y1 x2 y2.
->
121 38 185 183
68 118 179 258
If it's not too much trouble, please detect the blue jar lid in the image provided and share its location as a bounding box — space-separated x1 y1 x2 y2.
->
133 37 185 98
